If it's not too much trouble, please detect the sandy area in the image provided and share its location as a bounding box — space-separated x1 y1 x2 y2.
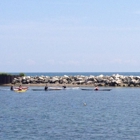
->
1 83 97 87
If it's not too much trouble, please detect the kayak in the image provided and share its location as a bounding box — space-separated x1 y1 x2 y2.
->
81 89 112 91
32 87 80 91
32 88 63 91
32 89 45 91
13 89 27 93
49 87 63 90
70 87 79 89
15 87 28 89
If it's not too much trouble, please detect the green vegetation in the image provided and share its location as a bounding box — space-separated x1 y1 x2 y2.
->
19 73 25 77
0 72 25 76
0 73 11 76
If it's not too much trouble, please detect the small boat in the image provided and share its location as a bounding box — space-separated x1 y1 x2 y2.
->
13 88 27 93
49 87 63 90
63 87 79 90
32 89 45 91
32 87 63 91
15 87 28 89
81 88 112 91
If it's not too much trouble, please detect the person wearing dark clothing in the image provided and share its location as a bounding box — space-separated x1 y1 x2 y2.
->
44 84 48 91
10 85 13 90
63 85 66 89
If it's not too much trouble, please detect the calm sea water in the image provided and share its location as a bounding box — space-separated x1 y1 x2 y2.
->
0 86 140 140
9 72 140 77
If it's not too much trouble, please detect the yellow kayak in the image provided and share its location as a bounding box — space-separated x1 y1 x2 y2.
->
14 89 27 93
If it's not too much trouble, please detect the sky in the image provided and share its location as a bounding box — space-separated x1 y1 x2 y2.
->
0 0 140 72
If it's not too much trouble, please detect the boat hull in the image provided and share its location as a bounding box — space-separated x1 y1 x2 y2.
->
15 87 28 89
14 89 27 93
81 89 111 91
32 88 62 91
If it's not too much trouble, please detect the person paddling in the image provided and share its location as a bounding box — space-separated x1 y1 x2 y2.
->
62 84 66 89
94 86 99 91
44 84 48 91
18 85 22 90
10 85 13 90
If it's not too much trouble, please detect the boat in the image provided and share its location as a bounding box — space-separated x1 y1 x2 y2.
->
32 89 45 91
70 87 79 89
32 87 63 91
81 88 112 91
13 88 27 93
49 87 63 90
15 87 28 89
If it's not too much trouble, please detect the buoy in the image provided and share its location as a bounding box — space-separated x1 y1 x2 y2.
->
83 103 87 106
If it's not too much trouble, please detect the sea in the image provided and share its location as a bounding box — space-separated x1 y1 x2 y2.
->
0 72 140 140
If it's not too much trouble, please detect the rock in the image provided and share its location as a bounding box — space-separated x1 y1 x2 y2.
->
86 81 93 84
62 79 68 83
98 83 105 86
11 74 140 87
96 77 103 83
64 75 69 78
135 84 140 87
129 84 134 87
76 81 85 84
98 74 104 78
76 78 84 81
22 76 26 80
123 84 128 87
49 77 59 83
38 77 44 80
88 76 95 81
116 80 122 85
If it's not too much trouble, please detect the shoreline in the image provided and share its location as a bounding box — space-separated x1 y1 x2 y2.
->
1 83 96 87
1 83 140 88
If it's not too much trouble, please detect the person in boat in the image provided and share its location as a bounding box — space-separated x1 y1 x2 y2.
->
44 84 48 91
10 85 13 90
18 85 22 90
62 84 66 89
94 86 99 91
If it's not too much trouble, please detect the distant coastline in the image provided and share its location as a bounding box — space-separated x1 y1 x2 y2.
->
9 72 140 77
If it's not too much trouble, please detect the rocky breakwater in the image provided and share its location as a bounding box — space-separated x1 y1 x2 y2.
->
12 74 140 87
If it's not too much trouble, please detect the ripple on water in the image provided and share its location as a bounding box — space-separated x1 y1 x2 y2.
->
0 87 140 140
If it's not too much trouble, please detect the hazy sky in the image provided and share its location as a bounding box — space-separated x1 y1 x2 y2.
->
0 0 140 72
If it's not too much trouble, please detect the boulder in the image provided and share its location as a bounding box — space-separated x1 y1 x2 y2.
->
98 83 105 86
62 79 68 84
86 81 93 84
129 84 134 87
49 77 59 83
76 81 85 84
